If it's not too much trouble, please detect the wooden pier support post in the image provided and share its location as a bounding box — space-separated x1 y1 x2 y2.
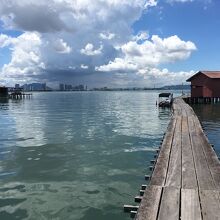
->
145 175 150 180
135 196 143 203
139 190 145 196
141 185 147 190
123 205 139 213
130 211 137 218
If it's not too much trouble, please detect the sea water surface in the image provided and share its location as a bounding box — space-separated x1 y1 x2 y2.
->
192 103 220 157
0 91 179 220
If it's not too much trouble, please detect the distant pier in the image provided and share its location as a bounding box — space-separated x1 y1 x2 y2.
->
8 92 32 99
124 97 220 219
0 86 32 100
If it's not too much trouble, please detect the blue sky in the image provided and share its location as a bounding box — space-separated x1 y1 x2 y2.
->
137 0 220 71
0 0 219 87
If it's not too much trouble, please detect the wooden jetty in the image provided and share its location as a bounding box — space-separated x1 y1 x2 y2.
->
0 86 32 100
8 92 32 99
124 97 220 220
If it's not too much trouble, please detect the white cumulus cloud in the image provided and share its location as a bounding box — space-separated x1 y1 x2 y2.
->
99 32 116 40
133 31 149 42
0 0 159 85
53 39 72 54
1 32 45 84
144 0 158 8
96 58 137 72
96 34 196 72
0 0 198 87
140 68 195 87
81 64 89 69
80 43 103 56
0 34 15 48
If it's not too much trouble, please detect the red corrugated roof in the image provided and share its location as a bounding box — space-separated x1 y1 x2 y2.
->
202 71 220 78
186 71 220 81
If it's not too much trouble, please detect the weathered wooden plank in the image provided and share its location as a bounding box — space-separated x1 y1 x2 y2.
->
150 118 176 186
188 117 215 190
181 116 197 189
181 189 202 220
193 115 203 131
135 185 162 220
180 101 188 117
183 100 195 116
177 98 195 117
173 101 182 116
200 189 220 220
193 117 220 189
165 116 182 187
201 144 220 189
157 187 180 220
135 98 220 219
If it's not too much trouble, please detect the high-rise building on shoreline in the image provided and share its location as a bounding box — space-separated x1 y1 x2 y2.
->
22 83 47 91
59 83 86 91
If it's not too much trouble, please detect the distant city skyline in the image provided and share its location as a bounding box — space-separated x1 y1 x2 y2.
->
0 0 219 87
14 83 47 91
9 81 189 92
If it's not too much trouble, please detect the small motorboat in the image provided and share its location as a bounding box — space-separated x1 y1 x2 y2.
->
158 93 173 107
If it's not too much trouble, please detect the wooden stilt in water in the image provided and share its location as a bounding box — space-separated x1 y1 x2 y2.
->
135 196 142 203
145 175 150 180
130 211 137 218
123 205 139 213
139 190 145 196
141 185 147 190
149 166 153 171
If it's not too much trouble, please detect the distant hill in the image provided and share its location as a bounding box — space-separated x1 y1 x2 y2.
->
159 84 190 90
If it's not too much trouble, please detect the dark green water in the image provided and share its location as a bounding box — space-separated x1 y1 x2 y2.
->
192 103 220 157
0 91 178 220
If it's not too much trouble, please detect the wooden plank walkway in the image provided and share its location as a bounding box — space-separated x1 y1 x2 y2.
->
133 98 220 220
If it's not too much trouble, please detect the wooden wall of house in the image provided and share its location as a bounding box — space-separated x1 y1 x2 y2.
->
190 74 220 97
208 78 220 97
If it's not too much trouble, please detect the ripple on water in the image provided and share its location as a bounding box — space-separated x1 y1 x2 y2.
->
0 91 173 220
124 146 158 153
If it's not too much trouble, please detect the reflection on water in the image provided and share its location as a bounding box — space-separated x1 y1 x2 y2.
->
0 98 9 111
0 91 174 220
192 103 220 156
